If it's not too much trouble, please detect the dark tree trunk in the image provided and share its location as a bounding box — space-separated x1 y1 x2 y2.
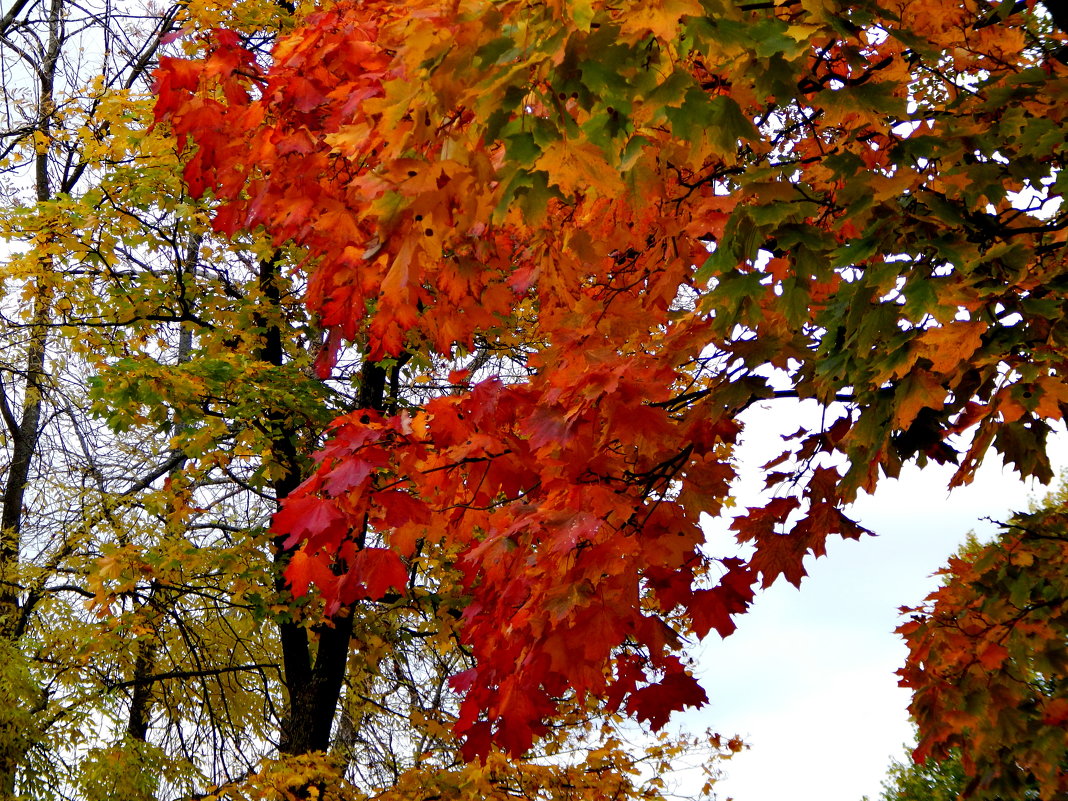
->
257 254 391 758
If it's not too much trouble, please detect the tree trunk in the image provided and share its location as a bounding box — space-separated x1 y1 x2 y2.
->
255 254 392 758
0 0 61 792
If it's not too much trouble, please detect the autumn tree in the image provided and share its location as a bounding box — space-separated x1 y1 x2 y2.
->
0 0 742 798
7 0 1065 792
899 482 1068 800
0 0 363 793
153 0 1068 775
0 0 191 792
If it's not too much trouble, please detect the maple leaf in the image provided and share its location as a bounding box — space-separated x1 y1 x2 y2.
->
689 559 756 638
273 495 346 551
286 548 339 598
627 668 708 731
321 457 373 497
914 321 987 375
337 546 409 602
534 140 625 199
732 498 806 587
892 369 947 431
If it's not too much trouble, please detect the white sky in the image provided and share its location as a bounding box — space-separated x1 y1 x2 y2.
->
679 399 1068 801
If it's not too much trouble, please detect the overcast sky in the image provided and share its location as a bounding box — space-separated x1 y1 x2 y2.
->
675 399 1068 801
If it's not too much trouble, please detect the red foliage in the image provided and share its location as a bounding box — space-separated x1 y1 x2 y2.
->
154 0 1067 760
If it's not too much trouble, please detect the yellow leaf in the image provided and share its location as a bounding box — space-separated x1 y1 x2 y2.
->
785 23 820 41
619 0 703 40
915 321 986 375
534 139 624 199
893 368 946 429
1009 550 1034 567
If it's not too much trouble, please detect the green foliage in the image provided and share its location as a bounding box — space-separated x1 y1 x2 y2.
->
867 741 967 801
77 741 175 801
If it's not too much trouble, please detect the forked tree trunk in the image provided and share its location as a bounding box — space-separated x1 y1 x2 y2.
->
256 254 393 759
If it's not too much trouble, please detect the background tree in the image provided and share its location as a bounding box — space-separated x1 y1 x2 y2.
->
899 481 1068 800
864 738 968 801
0 0 192 791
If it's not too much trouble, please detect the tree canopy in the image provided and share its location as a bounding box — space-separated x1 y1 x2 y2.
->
0 0 737 796
900 484 1068 800
154 0 1068 767
866 734 969 801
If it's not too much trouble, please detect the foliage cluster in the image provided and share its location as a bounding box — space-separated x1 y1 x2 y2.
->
0 0 1064 797
899 481 1068 799
155 0 1067 782
0 0 737 797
